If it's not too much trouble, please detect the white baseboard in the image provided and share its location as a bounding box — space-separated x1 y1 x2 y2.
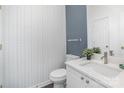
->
31 80 52 88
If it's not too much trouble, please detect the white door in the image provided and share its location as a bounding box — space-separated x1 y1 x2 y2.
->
0 7 3 87
92 17 110 54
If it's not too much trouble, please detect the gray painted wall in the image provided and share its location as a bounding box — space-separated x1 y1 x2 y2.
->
66 5 87 56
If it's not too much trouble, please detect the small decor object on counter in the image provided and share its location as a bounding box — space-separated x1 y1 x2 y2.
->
93 47 101 54
82 48 94 60
119 64 124 69
92 47 102 60
121 46 124 50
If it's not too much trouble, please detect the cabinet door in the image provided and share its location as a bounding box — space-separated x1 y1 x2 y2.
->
84 77 105 88
66 66 86 88
66 66 105 88
66 71 83 88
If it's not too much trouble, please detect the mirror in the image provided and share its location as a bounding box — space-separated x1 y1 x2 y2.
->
87 5 124 57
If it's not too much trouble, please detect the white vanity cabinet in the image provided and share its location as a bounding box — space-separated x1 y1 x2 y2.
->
66 66 106 88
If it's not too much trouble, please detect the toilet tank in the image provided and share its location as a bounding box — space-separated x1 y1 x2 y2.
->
66 54 79 61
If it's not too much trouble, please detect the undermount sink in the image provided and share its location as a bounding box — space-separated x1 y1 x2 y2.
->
80 62 121 78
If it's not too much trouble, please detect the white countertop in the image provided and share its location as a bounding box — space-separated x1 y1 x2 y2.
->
65 58 124 88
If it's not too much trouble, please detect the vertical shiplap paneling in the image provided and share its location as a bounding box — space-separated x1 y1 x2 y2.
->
0 7 3 86
2 5 66 88
2 6 8 87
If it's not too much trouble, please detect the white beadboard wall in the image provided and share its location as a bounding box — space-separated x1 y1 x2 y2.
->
2 5 66 88
0 8 3 86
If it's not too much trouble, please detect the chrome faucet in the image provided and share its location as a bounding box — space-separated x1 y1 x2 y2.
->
101 52 108 64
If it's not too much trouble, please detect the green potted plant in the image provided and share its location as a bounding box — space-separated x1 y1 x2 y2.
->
92 47 102 60
82 48 94 60
93 47 101 54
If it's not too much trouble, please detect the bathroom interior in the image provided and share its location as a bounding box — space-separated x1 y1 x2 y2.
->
0 5 124 88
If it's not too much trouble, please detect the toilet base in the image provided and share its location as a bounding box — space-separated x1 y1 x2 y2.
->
53 82 65 88
49 68 66 88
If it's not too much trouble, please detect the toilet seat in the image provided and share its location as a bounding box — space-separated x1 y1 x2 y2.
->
50 69 66 82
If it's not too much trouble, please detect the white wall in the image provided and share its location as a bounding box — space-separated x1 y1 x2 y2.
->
0 7 3 87
87 5 124 56
2 5 66 88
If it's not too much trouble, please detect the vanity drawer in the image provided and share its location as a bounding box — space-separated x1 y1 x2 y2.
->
66 66 84 78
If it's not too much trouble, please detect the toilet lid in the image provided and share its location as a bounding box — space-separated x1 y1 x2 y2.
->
50 69 66 78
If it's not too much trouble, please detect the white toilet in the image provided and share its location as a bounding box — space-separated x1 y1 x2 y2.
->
49 54 79 88
49 69 66 88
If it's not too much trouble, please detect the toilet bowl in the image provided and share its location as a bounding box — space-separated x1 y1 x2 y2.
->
50 69 66 88
49 54 79 88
